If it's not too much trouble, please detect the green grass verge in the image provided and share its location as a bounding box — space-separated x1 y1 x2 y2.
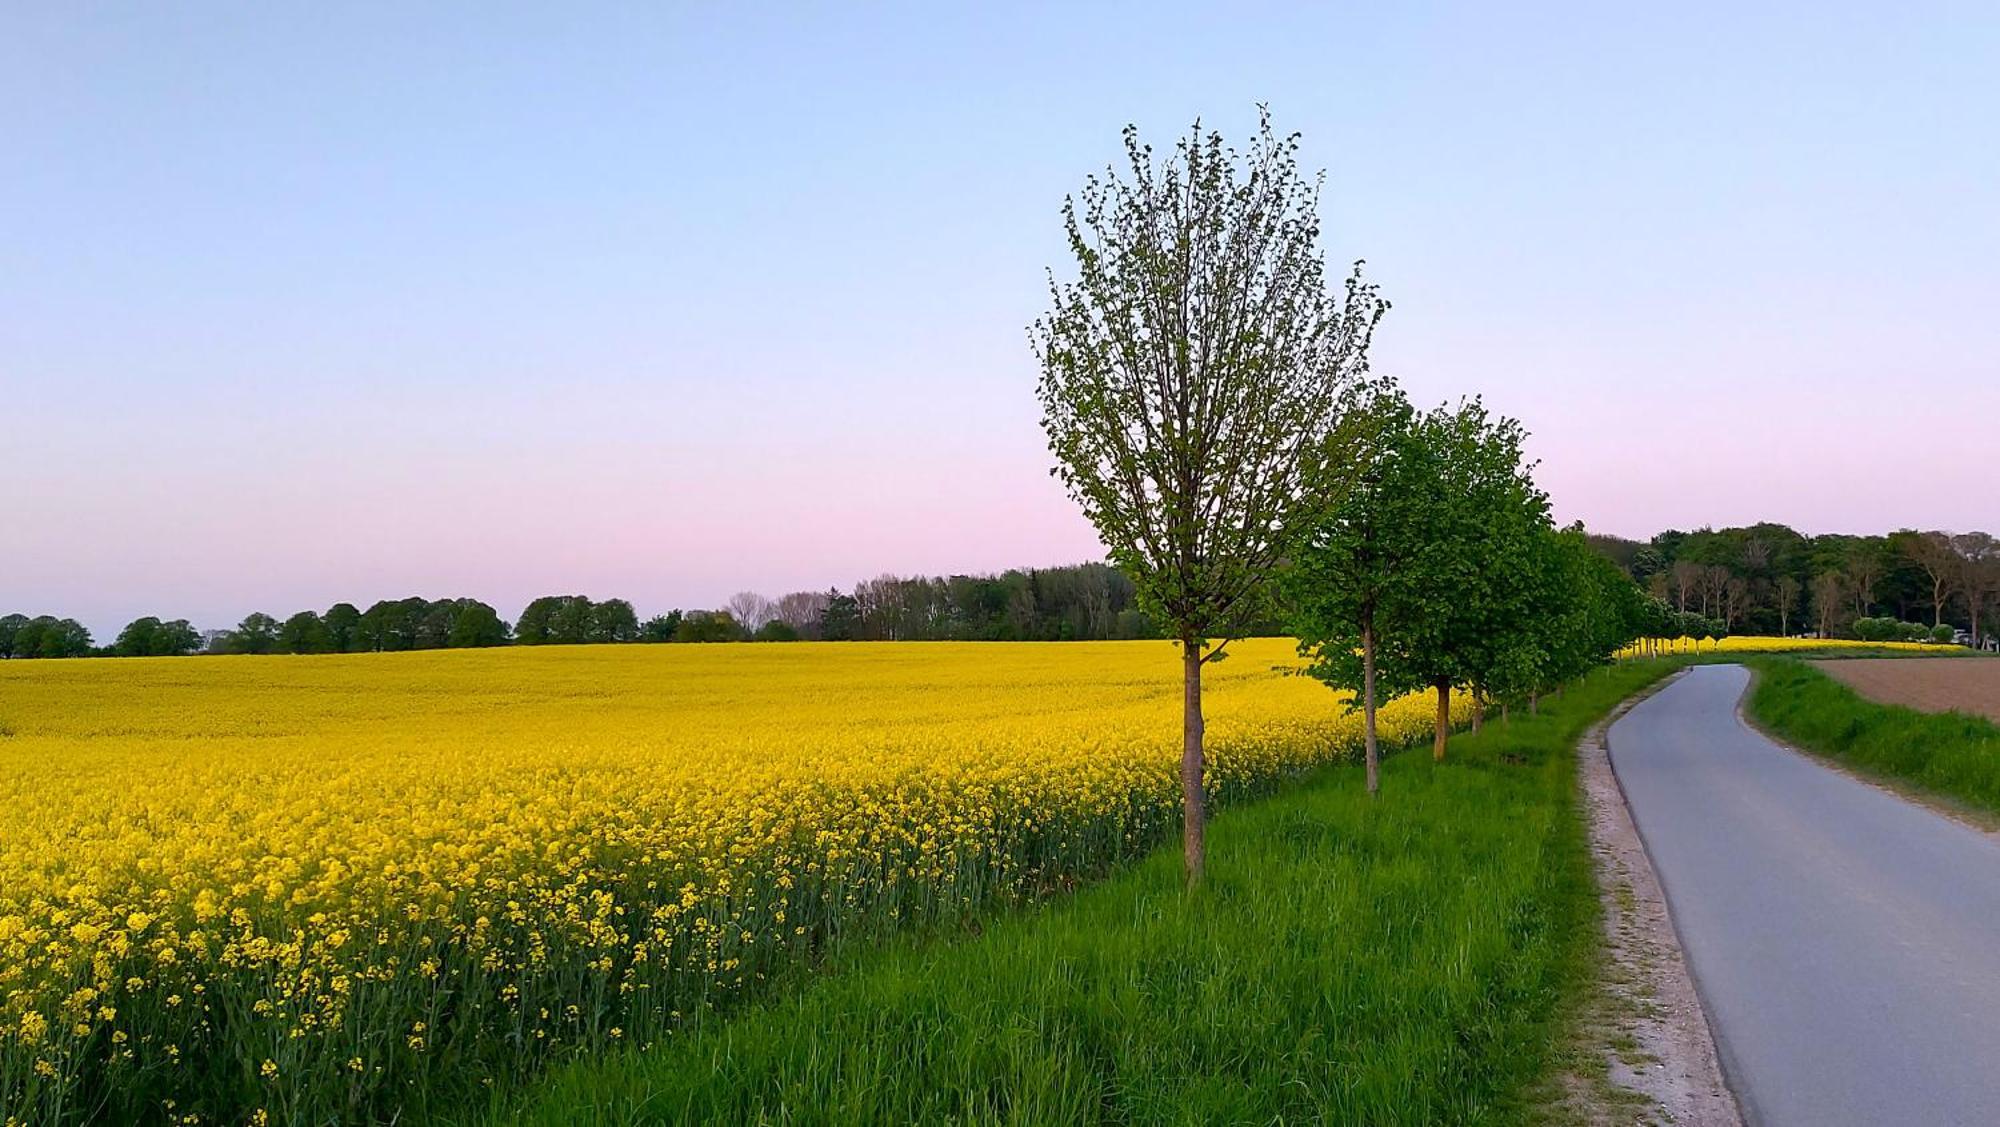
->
1745 656 2000 814
485 661 1676 1126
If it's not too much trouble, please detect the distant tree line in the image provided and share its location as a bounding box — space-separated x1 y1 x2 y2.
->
1588 525 2000 645
0 563 1214 659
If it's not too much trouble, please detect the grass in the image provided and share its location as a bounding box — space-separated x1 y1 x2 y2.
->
486 660 1677 1126
1745 656 2000 815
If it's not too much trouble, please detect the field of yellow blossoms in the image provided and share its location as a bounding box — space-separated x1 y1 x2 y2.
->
1617 634 1941 658
0 639 1452 1124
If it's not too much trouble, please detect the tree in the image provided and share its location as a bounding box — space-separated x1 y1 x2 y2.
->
549 596 596 644
224 613 279 655
753 619 801 642
1813 571 1846 638
517 595 597 645
1846 541 1885 617
15 617 93 658
276 611 331 654
1901 530 1961 628
726 592 776 633
353 600 422 652
639 611 683 642
819 592 860 641
1412 403 1551 743
514 596 564 645
673 610 742 642
323 603 362 652
113 616 166 657
588 598 640 643
446 600 510 647
1287 396 1415 796
1952 532 2000 645
1670 559 1702 613
154 619 201 656
1774 575 1801 637
1033 111 1386 880
773 591 828 639
0 613 26 658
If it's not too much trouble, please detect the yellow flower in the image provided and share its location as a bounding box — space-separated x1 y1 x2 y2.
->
0 639 1459 1116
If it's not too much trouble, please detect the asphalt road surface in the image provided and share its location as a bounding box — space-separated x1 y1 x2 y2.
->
1609 663 2000 1127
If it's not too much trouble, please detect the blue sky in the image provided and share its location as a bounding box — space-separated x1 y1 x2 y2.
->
6 3 1998 637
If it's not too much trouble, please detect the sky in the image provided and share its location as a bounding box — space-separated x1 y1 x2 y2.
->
6 3 1998 638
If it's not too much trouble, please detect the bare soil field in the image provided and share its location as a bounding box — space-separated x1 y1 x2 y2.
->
1817 657 2000 723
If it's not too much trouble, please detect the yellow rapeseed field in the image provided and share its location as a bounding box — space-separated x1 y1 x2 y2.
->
0 639 1452 1124
1617 634 1940 658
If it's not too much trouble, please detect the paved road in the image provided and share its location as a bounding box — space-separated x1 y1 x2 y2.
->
1609 664 2000 1127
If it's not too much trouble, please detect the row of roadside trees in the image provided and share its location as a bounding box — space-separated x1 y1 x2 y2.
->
1031 110 1652 879
1284 397 1649 794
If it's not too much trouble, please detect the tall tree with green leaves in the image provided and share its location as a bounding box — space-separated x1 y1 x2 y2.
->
1286 394 1415 795
276 611 331 654
1292 399 1545 764
1033 110 1387 879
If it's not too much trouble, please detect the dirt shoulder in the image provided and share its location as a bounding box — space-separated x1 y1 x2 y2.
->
1545 672 1740 1126
1816 655 2000 723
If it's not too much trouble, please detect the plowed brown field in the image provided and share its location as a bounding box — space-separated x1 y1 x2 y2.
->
1817 657 2000 723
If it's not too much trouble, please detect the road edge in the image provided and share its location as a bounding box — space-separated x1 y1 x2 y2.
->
1558 669 1742 1126
1734 660 2000 838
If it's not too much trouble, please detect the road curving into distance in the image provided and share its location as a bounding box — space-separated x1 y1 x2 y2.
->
1608 663 2000 1127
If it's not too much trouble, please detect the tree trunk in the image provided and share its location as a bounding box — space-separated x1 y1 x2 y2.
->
1433 682 1449 762
1471 687 1485 733
1181 643 1206 883
1529 689 1539 716
1361 615 1379 797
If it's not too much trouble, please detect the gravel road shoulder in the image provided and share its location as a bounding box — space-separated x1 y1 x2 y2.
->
1545 672 1740 1126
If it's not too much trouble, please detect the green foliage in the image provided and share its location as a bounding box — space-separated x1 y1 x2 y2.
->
496 661 1672 1126
447 600 511 648
223 612 280 655
818 593 861 641
672 610 743 643
2 615 94 658
752 620 801 642
322 603 362 651
1290 398 1560 706
1746 657 2000 812
1032 109 1385 647
111 616 202 657
590 599 640 644
639 612 683 643
276 611 331 654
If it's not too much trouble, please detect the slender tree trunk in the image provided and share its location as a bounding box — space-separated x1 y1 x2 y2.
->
1529 689 1539 716
1433 681 1449 762
1935 583 1947 628
1181 643 1206 883
1361 614 1379 797
1471 687 1485 733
